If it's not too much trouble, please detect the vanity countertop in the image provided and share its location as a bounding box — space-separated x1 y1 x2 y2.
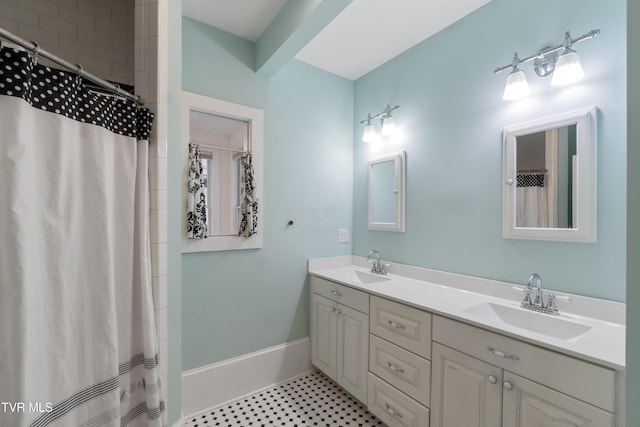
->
308 256 625 370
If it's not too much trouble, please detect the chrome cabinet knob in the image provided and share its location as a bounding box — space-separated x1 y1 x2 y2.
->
503 381 514 391
488 375 497 384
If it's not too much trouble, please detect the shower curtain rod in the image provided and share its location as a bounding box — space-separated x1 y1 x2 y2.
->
518 168 548 174
0 26 141 103
192 142 248 155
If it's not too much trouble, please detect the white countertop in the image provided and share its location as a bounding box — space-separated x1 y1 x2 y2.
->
308 256 625 370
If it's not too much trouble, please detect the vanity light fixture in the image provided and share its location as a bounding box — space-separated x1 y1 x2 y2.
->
502 54 530 100
495 29 599 100
550 33 586 86
360 104 400 142
362 114 378 143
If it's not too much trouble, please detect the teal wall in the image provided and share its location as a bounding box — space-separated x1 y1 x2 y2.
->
181 18 354 370
626 0 639 422
353 0 627 301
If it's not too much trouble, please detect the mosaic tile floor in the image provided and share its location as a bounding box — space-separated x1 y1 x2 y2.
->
183 370 386 427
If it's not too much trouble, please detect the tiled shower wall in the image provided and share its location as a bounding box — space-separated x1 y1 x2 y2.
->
135 0 169 408
0 0 170 413
0 0 135 86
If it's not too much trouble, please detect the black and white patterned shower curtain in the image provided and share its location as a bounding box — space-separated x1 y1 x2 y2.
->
238 153 258 237
516 173 548 227
0 45 165 427
186 143 207 239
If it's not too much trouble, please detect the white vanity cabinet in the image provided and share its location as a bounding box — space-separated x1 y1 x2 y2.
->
430 315 616 427
367 296 432 427
308 266 624 427
310 276 369 404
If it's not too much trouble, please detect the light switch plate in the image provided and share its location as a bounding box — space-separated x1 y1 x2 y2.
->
338 229 349 243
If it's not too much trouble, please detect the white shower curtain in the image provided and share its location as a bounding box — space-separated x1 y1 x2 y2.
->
516 174 548 228
0 45 165 426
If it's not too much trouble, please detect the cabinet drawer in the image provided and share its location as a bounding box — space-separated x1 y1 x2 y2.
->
310 276 369 314
432 315 616 412
370 296 431 358
368 373 430 427
369 334 431 406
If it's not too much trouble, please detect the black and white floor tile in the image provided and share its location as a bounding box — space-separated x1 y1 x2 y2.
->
183 370 386 427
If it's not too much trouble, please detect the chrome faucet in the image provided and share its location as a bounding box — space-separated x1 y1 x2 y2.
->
529 273 544 309
367 250 388 275
520 273 560 315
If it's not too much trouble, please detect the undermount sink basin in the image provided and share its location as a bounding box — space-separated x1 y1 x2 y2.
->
464 302 591 340
351 270 391 284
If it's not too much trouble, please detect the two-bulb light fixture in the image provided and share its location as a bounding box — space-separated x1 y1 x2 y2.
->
361 104 399 143
495 29 600 100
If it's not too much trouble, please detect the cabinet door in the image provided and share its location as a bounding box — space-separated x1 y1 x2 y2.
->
430 343 502 427
311 293 338 380
502 372 615 427
336 303 369 404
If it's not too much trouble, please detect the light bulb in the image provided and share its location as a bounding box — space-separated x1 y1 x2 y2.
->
381 116 396 136
551 48 584 86
502 68 530 100
362 123 377 143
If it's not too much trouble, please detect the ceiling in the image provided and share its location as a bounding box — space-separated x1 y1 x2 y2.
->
182 0 491 81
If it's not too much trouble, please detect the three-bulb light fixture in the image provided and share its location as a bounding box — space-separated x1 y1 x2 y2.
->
361 104 399 143
495 29 600 100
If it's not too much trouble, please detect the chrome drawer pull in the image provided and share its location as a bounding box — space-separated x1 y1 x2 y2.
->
487 346 519 360
330 290 343 297
385 403 403 418
387 320 406 330
387 362 405 374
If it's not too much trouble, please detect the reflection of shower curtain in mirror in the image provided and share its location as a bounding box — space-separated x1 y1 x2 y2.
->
516 129 560 228
516 174 548 227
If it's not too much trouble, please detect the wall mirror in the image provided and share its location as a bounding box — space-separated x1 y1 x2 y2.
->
182 91 264 252
368 151 405 232
503 107 597 242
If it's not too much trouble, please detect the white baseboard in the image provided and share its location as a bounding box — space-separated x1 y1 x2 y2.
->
181 337 312 417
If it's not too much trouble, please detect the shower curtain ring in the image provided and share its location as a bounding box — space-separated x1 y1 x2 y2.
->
30 41 40 63
74 64 84 88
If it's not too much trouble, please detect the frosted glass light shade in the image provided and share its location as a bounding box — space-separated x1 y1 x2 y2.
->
363 123 377 143
381 116 396 136
551 49 584 86
502 69 530 100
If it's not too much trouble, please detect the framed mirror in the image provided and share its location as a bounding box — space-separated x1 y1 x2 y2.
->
503 107 597 242
181 91 264 252
368 151 405 232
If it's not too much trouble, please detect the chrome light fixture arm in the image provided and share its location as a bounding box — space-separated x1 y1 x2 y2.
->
360 104 400 125
494 29 600 75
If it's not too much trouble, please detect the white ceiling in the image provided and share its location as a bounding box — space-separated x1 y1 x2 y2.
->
182 0 491 81
182 0 288 42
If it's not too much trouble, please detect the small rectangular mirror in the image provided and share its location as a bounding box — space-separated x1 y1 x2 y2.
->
182 91 264 252
190 110 247 237
503 107 597 242
368 151 405 232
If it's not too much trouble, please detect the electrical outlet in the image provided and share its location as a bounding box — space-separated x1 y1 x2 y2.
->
338 229 349 243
